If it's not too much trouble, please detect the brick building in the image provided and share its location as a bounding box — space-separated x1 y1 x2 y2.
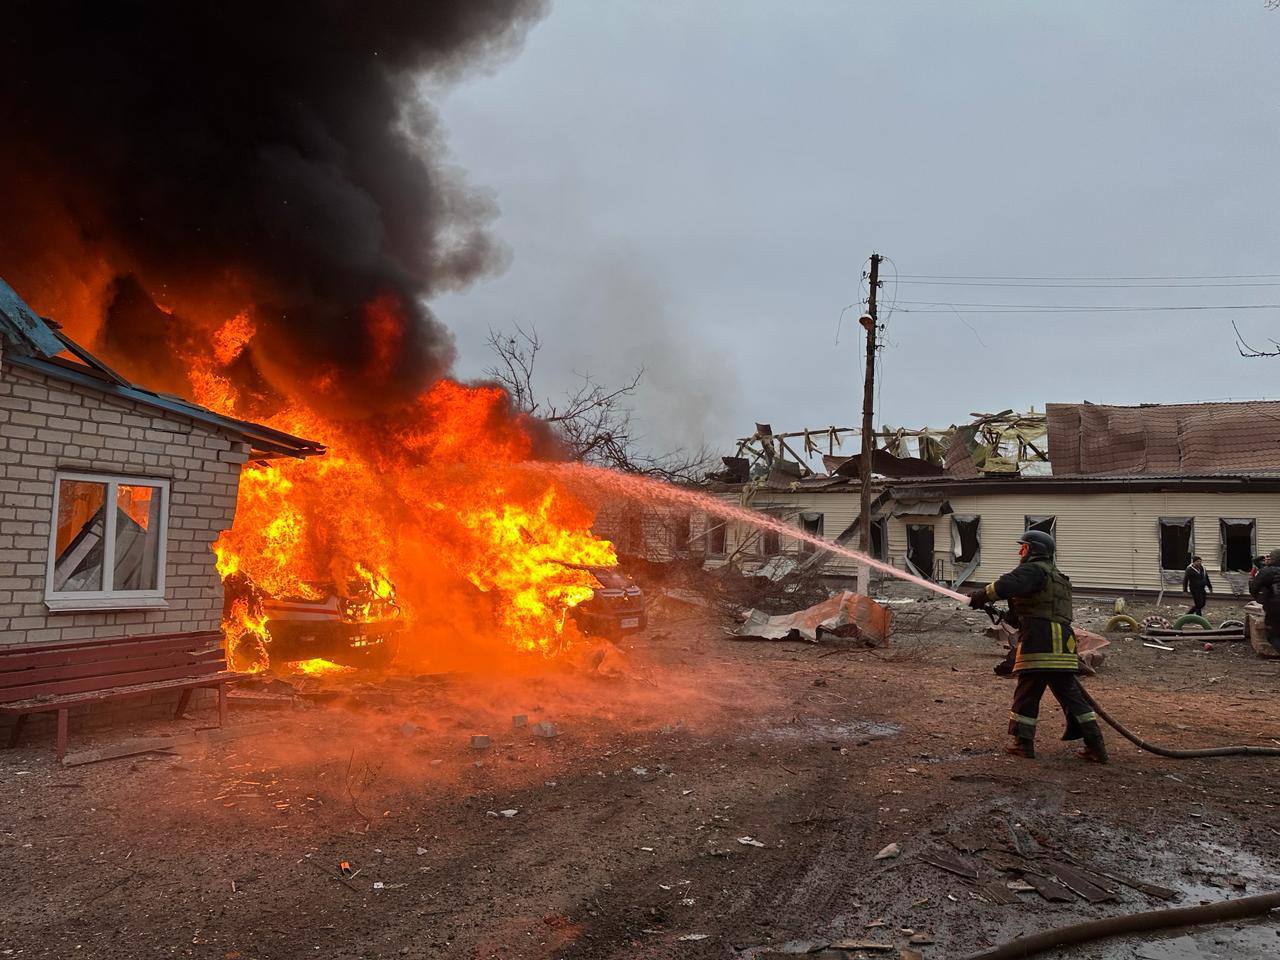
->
0 278 322 645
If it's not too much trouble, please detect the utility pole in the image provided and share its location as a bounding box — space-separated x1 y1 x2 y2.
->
858 253 882 566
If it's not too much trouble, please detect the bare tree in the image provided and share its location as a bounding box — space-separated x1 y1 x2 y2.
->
486 324 714 482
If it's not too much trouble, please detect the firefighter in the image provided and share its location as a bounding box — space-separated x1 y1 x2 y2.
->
966 530 1108 763
1248 549 1280 655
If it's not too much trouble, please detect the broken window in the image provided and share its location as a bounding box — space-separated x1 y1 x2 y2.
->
705 515 727 556
48 473 167 604
1158 517 1194 571
906 523 936 580
671 513 692 554
870 518 887 560
1024 515 1056 537
798 512 824 554
952 515 981 565
625 514 644 554
1220 518 1255 572
759 527 781 557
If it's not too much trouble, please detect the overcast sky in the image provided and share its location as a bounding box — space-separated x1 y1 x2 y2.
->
433 1 1280 460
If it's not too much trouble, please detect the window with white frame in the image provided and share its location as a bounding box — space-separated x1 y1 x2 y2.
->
46 472 168 607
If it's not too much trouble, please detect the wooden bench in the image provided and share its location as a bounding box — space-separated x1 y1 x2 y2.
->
0 630 248 760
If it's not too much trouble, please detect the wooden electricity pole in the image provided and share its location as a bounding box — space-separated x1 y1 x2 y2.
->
858 253 882 559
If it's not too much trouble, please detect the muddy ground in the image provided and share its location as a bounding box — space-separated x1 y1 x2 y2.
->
3 589 1280 960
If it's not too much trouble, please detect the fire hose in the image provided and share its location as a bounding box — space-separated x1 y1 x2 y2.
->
961 890 1280 960
979 604 1280 760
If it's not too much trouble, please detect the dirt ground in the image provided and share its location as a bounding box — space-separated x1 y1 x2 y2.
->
3 589 1280 960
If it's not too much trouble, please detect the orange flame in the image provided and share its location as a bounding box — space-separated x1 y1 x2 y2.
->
188 307 617 670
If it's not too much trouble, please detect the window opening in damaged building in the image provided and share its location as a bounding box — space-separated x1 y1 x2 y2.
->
799 512 823 554
1158 517 1195 571
1220 518 1255 572
705 515 727 556
49 473 167 601
952 515 980 564
1024 515 1056 538
870 518 887 560
906 523 935 580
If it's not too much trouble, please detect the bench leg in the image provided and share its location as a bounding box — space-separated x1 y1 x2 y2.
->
174 688 193 720
6 714 26 749
56 708 68 762
218 683 228 728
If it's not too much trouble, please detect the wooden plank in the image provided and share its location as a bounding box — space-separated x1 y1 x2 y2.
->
0 672 248 713
918 850 979 880
62 737 187 767
1097 870 1179 902
0 661 225 702
1046 861 1118 903
0 630 220 656
0 648 223 694
0 632 221 670
1023 873 1074 902
980 881 1020 905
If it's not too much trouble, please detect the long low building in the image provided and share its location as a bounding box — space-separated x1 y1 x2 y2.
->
690 401 1280 596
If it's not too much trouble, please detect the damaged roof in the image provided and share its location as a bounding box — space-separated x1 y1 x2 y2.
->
0 276 324 460
1046 400 1280 478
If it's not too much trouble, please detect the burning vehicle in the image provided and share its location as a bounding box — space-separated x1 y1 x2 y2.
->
222 570 403 671
570 565 647 639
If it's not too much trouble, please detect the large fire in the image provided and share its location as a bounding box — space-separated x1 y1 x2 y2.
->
183 307 619 671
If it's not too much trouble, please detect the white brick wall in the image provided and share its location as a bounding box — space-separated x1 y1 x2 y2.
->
0 360 250 642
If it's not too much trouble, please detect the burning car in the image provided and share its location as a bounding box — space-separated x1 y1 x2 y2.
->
223 572 402 671
570 565 647 639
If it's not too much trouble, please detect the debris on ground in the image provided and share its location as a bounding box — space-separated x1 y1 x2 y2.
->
734 591 892 644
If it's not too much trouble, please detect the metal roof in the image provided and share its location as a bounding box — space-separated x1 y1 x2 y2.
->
6 354 325 459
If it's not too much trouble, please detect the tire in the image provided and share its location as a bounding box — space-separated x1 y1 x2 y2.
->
1218 619 1245 630
1104 614 1141 633
1173 614 1213 631
1141 615 1173 631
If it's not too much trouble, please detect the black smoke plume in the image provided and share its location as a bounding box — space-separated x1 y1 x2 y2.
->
0 0 547 413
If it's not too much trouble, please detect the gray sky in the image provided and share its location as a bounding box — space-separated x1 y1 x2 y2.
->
433 1 1280 460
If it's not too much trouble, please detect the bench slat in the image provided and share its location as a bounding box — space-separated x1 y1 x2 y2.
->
0 672 249 713
0 648 225 694
0 633 224 671
0 641 224 676
2 630 221 655
0 661 228 703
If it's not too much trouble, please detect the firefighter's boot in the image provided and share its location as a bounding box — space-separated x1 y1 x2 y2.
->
1077 724 1108 764
1004 737 1035 759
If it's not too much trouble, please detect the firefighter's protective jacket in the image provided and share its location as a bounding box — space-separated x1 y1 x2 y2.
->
982 556 1078 672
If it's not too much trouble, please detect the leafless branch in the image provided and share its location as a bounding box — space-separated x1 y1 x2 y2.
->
486 324 716 483
1232 319 1280 357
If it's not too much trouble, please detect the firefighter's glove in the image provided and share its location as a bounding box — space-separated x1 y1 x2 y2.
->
966 588 989 610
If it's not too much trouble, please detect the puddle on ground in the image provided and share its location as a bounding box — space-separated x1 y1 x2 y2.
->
1120 920 1278 959
756 717 901 742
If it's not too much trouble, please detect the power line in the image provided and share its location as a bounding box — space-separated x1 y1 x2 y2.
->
894 273 1280 281
896 301 1280 314
896 279 1280 289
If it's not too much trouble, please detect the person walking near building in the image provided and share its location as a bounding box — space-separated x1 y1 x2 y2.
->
1182 556 1213 617
966 530 1107 763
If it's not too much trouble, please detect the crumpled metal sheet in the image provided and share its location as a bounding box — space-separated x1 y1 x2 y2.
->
734 590 892 644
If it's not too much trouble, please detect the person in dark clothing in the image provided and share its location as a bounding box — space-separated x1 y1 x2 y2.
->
967 530 1107 763
1248 549 1280 655
1182 556 1213 616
